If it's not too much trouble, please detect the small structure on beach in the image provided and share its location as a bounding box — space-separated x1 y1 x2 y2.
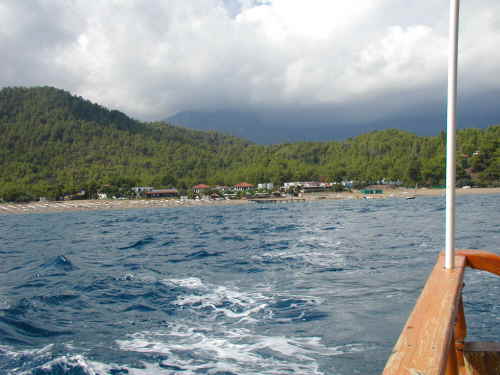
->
97 193 108 200
360 189 383 194
145 189 179 198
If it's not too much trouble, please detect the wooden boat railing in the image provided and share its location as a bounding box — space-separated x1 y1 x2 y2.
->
382 250 500 375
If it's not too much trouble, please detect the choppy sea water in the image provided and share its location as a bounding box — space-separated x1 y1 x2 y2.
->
0 195 498 375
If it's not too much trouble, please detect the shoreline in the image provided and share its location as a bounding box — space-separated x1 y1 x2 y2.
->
0 187 498 215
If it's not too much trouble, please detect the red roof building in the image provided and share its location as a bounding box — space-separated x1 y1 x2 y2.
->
193 184 210 193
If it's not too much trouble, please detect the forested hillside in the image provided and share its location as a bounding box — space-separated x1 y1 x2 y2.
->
0 87 498 201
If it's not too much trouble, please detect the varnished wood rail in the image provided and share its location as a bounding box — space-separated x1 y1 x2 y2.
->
382 250 500 375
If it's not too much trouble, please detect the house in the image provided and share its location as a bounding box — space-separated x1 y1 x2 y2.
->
193 184 210 194
145 189 179 198
214 185 230 192
257 183 274 191
302 182 330 193
283 182 301 189
283 181 327 192
233 182 254 191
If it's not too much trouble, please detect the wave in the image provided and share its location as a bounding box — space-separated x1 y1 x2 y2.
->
0 316 72 339
40 255 77 272
0 345 115 375
118 237 155 250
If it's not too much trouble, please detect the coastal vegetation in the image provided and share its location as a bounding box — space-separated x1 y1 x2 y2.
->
0 87 498 202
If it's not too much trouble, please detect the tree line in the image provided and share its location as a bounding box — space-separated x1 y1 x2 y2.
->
0 86 498 202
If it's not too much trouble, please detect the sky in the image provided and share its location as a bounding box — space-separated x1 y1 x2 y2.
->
1 0 500 140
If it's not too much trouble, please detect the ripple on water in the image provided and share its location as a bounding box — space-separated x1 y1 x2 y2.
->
118 237 155 250
40 255 77 272
0 315 72 340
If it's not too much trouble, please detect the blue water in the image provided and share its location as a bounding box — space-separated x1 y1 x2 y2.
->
0 195 498 375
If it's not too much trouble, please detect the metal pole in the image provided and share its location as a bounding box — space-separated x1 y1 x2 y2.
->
445 0 460 269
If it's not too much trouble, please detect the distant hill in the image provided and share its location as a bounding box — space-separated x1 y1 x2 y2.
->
0 86 253 200
166 109 370 144
0 86 498 201
166 105 498 145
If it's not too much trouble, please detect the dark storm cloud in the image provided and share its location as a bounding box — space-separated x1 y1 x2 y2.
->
1 0 499 137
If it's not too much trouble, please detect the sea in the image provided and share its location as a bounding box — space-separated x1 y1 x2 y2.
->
0 194 498 375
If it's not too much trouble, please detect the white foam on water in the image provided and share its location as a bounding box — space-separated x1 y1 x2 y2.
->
22 355 99 375
116 323 351 375
0 344 54 360
115 327 376 374
164 277 205 289
0 344 126 375
258 246 347 269
162 277 269 322
111 277 349 374
0 345 134 375
173 286 268 318
0 274 373 375
162 277 328 326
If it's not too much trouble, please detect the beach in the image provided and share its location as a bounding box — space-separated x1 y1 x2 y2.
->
0 197 249 215
0 187 498 215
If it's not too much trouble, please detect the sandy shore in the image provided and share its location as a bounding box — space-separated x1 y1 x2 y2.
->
0 187 498 215
0 198 250 215
293 187 500 201
413 187 500 196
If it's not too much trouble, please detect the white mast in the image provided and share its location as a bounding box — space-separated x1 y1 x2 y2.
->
445 0 460 269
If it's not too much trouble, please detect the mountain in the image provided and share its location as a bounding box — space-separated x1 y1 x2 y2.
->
166 93 500 145
0 86 498 201
0 86 253 200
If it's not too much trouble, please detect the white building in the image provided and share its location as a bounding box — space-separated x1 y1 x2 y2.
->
283 182 302 189
257 183 274 190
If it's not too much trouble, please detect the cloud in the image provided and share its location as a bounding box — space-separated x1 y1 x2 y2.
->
1 0 499 129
